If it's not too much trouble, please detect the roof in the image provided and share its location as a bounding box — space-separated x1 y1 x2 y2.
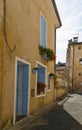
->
56 66 66 71
56 63 66 67
69 42 82 46
56 63 66 71
51 0 62 27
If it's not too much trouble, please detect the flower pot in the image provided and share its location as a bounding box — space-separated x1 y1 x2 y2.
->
39 46 56 61
39 91 43 94
42 54 49 61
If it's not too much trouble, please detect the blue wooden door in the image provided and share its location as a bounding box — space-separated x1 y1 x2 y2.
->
16 61 29 117
22 65 29 115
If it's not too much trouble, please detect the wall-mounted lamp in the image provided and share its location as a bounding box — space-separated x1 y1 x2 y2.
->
49 73 55 79
32 67 38 73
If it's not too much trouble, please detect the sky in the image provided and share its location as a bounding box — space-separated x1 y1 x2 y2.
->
55 0 82 63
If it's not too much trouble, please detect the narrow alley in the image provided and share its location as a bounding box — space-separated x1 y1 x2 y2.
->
7 91 82 130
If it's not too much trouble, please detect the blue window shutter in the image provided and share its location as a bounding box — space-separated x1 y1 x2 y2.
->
48 74 50 89
41 16 46 48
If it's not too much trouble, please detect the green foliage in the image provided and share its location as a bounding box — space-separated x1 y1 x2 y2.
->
39 46 56 61
37 82 46 95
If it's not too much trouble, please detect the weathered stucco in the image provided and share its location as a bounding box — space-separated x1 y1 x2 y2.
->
67 42 82 91
0 0 61 128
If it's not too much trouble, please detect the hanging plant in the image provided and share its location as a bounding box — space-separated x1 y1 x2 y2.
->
39 46 56 61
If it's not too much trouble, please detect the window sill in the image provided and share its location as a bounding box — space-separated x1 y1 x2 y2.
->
47 89 51 92
36 94 46 98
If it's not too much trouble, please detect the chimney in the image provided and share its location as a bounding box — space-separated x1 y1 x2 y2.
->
68 39 72 43
73 37 78 43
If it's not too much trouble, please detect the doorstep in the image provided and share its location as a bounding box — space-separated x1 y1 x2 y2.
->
6 101 58 130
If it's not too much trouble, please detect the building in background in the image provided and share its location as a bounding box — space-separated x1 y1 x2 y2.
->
56 63 66 76
0 0 61 129
55 63 67 99
66 37 82 92
56 62 67 87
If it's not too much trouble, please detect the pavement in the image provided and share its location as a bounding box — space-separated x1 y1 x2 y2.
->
7 91 82 130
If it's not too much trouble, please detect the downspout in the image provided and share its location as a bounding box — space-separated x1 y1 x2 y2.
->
54 24 62 101
67 46 70 92
54 28 56 101
72 44 75 91
4 0 16 53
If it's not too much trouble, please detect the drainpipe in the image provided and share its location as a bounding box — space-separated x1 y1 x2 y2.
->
72 43 75 92
67 47 71 92
67 64 70 91
54 28 56 101
4 0 16 53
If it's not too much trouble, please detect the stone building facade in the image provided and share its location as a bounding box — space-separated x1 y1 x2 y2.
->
0 0 61 129
56 63 67 87
66 37 82 92
55 63 67 99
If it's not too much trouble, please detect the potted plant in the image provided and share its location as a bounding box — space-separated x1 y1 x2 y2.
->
39 46 56 61
37 82 46 95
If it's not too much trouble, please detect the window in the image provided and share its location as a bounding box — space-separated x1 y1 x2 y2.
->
79 58 82 64
78 72 81 76
37 63 46 96
78 46 81 50
40 15 47 48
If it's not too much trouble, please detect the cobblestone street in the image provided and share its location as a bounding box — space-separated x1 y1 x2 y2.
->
7 92 82 130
